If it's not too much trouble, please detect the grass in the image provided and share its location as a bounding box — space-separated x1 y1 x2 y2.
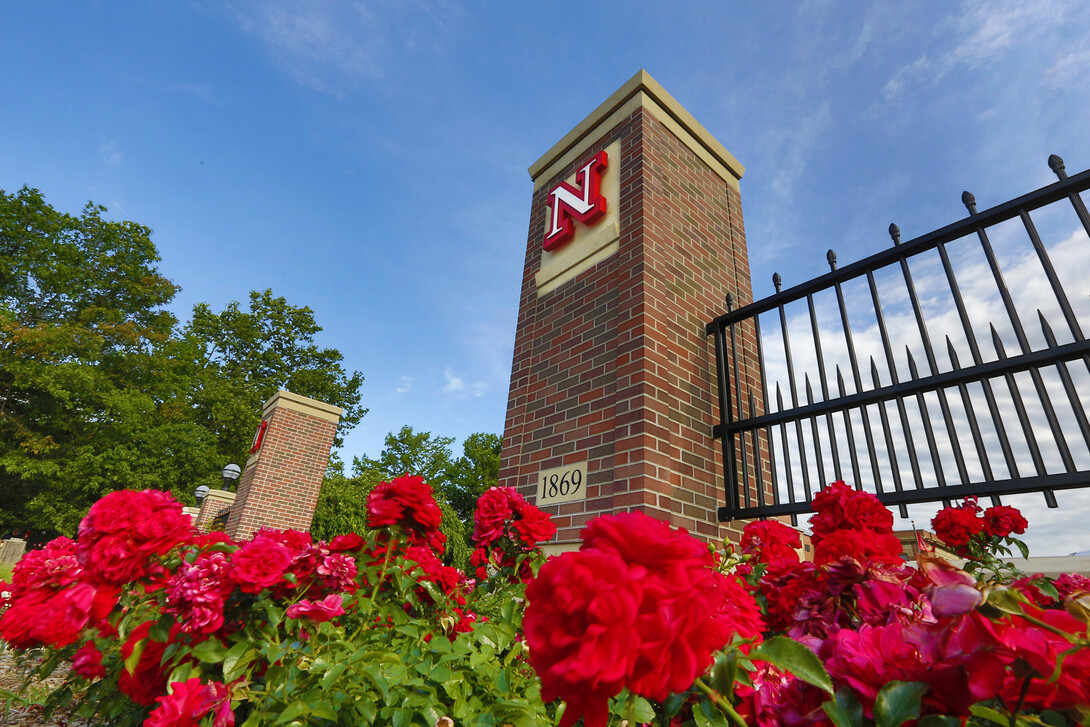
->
0 563 12 582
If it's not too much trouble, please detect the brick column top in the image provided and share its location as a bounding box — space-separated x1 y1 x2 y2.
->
529 70 744 190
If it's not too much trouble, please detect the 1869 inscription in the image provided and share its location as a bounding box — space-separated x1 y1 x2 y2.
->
536 462 588 506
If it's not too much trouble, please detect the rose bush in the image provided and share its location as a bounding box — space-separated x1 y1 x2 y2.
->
0 476 1086 727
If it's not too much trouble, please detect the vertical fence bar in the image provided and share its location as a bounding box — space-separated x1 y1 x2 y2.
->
1039 313 1090 451
712 322 738 515
776 277 813 502
753 314 779 504
891 224 967 490
727 295 751 508
833 279 883 493
906 349 952 488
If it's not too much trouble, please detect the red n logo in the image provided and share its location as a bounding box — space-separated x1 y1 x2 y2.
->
543 150 608 252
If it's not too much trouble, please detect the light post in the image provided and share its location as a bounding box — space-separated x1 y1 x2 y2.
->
194 485 210 502
222 463 241 491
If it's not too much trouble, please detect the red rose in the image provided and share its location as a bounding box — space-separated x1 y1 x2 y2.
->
145 678 214 727
810 481 893 538
581 511 714 574
741 520 801 565
231 533 294 594
931 505 984 549
981 505 1027 538
1053 572 1090 600
524 549 643 727
826 623 926 717
511 503 557 548
72 641 106 680
473 487 517 546
995 608 1090 711
77 490 192 585
813 528 903 567
367 475 445 552
286 595 345 623
328 532 366 553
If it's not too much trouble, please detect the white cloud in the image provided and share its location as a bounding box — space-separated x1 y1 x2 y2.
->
101 140 122 167
394 375 413 395
443 367 488 399
882 0 1085 101
227 0 460 93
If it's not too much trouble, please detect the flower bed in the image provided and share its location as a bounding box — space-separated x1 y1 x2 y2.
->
0 477 1087 726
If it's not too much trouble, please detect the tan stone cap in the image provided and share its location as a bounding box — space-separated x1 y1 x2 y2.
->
528 69 745 186
262 389 344 423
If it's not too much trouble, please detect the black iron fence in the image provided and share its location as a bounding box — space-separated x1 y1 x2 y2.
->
706 155 1090 522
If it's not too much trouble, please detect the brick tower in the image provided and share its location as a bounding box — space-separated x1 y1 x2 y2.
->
224 390 342 540
498 70 758 549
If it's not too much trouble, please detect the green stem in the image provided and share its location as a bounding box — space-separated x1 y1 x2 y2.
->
693 677 749 727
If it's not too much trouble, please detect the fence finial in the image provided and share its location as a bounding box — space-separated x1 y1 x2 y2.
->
889 223 901 245
1048 154 1067 180
961 191 978 215
773 272 782 293
826 249 837 271
726 292 735 311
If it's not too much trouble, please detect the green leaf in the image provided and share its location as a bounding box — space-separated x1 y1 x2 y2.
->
692 700 730 727
191 639 228 664
223 641 258 681
663 692 688 718
274 701 310 725
916 716 962 727
309 700 338 722
969 704 1014 726
631 696 656 723
873 681 927 727
750 636 834 695
123 638 147 676
822 689 863 727
985 587 1029 616
1012 538 1030 560
320 662 347 689
149 617 173 643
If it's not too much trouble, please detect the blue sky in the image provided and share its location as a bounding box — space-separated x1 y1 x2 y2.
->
3 1 1089 553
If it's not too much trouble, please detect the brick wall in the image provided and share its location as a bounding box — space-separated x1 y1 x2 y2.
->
499 72 764 547
226 391 342 541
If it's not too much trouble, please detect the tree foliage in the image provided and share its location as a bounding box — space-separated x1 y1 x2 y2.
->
0 187 365 536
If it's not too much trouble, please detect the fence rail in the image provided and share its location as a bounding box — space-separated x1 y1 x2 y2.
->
706 155 1090 522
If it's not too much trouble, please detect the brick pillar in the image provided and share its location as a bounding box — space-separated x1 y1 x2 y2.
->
194 490 236 532
499 70 761 549
226 390 342 541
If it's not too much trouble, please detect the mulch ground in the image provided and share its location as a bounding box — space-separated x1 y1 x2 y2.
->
0 648 89 727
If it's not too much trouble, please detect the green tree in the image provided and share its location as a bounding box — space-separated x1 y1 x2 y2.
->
352 425 454 490
184 289 367 467
0 188 366 535
446 432 502 522
0 187 205 534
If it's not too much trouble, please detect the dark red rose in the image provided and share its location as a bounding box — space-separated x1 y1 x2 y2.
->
981 505 1027 538
932 505 984 549
72 641 106 680
813 528 903 567
231 533 294 594
741 520 801 565
77 490 192 585
119 621 175 705
472 487 517 546
144 678 214 727
367 475 445 552
524 549 643 727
